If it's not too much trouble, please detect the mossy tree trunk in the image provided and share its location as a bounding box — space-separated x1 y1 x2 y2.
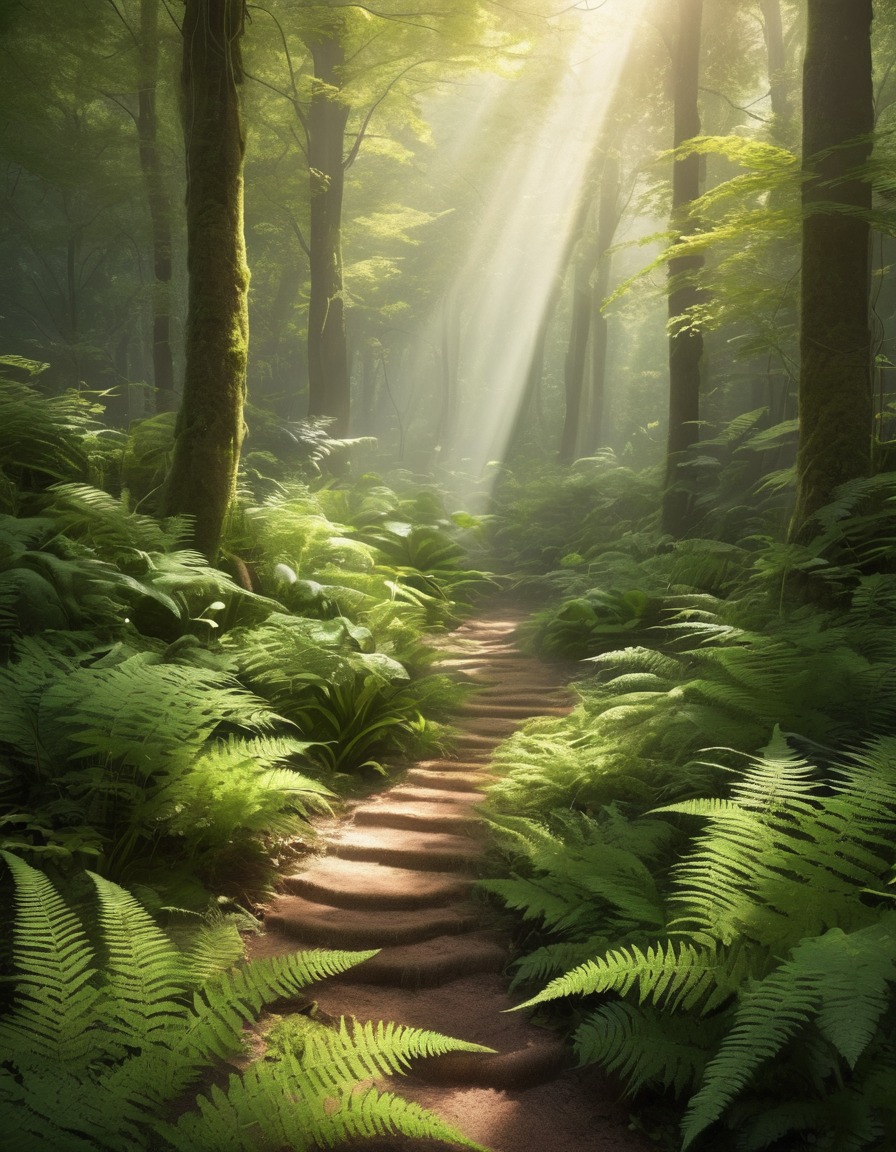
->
137 0 175 413
306 28 351 436
792 0 873 536
662 0 704 538
161 0 248 560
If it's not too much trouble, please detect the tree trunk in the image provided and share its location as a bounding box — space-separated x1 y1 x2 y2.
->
306 30 351 436
792 0 873 535
588 151 621 453
662 0 705 538
759 0 793 137
161 0 249 560
137 0 175 413
436 289 461 453
559 247 596 463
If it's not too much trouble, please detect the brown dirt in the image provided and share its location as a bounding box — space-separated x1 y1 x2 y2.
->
247 609 654 1152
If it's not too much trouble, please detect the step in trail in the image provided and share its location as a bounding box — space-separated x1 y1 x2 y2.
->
249 606 652 1152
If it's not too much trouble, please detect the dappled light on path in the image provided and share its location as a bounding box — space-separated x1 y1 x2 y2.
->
250 608 653 1152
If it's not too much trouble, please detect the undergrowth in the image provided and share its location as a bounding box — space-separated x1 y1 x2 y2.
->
481 451 896 1150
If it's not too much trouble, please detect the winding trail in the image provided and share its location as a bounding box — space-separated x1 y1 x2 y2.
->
250 608 653 1152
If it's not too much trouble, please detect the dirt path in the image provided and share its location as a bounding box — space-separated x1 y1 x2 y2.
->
249 609 654 1152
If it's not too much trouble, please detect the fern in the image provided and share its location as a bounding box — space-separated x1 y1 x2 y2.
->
517 937 754 1016
575 1001 724 1097
0 853 101 1071
0 854 489 1151
680 918 896 1148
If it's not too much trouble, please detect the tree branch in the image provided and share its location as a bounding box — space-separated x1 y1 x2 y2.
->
343 57 433 170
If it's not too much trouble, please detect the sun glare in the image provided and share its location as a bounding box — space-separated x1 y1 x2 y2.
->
423 0 648 494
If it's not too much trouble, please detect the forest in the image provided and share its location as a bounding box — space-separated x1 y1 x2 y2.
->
2 0 895 1149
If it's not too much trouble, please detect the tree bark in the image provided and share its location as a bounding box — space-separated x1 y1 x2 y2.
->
137 0 175 413
161 0 249 560
662 0 704 538
792 0 873 535
306 29 351 436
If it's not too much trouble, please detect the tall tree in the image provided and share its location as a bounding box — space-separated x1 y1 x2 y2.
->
137 0 176 412
305 15 352 435
792 0 873 534
161 0 249 559
759 0 794 139
663 0 705 537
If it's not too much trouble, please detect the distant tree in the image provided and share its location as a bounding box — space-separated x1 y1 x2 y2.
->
137 0 176 412
792 0 873 534
663 0 704 537
305 11 352 436
161 0 249 559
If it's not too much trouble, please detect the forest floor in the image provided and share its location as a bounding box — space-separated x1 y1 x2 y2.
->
247 607 655 1152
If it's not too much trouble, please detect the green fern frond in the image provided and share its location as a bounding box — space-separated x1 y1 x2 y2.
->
297 1016 494 1094
518 938 752 1015
183 916 247 983
510 937 613 988
160 1064 489 1151
479 875 595 933
89 871 187 1038
0 852 100 1070
681 919 896 1148
183 948 378 1063
575 1000 723 1096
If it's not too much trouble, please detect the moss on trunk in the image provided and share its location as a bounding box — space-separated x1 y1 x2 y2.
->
161 0 249 560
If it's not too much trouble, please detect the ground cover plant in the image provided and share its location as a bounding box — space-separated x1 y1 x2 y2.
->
0 852 490 1151
481 464 896 1150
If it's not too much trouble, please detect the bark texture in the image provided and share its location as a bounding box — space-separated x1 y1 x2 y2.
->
162 0 248 559
306 29 351 436
662 0 704 538
792 0 873 534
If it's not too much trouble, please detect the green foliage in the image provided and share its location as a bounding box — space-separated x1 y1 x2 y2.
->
530 586 662 660
0 638 331 898
222 611 450 775
489 738 896 1150
0 853 488 1151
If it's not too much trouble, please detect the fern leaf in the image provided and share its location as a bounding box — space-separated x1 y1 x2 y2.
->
159 1063 490 1151
479 876 593 932
182 949 377 1062
518 939 751 1015
0 852 100 1070
89 870 187 1037
575 1001 722 1096
679 921 896 1148
804 920 896 1068
298 1016 494 1094
309 1081 490 1150
183 917 247 983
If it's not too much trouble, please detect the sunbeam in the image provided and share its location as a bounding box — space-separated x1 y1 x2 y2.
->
432 0 649 490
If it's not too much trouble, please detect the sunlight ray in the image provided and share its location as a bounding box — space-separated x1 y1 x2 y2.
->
436 0 648 489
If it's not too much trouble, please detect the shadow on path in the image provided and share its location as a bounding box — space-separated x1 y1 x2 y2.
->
249 608 654 1152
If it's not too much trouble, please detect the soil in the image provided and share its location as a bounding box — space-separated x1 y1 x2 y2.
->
246 608 655 1152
